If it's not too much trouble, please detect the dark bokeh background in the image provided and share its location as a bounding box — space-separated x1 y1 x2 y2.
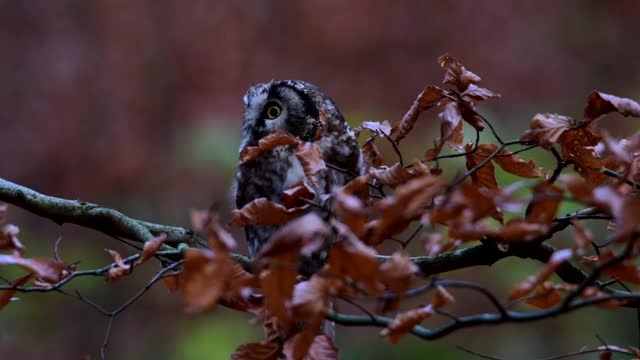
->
1 1 639 359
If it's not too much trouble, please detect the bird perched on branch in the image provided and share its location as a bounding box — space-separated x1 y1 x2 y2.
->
233 80 362 257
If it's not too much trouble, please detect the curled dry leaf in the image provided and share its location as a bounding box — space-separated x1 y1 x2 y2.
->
381 304 433 344
361 120 392 137
465 144 498 190
329 221 380 295
432 285 455 309
239 132 299 164
282 182 315 209
295 142 326 187
369 162 427 189
393 85 446 143
0 274 33 311
526 182 563 225
520 113 573 150
0 254 66 283
257 214 330 331
182 247 234 313
584 91 640 122
304 335 340 360
231 342 280 360
104 248 131 282
362 141 383 169
465 144 545 190
378 251 418 313
525 281 563 309
219 262 261 312
570 218 593 249
0 224 25 255
508 249 574 300
229 198 310 228
332 186 368 238
438 54 481 92
134 233 166 266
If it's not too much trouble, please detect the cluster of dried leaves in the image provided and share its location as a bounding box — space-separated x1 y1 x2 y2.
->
3 54 640 359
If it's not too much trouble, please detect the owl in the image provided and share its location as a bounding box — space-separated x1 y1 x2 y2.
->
234 80 362 257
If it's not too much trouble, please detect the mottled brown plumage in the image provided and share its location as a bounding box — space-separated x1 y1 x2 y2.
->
233 80 362 256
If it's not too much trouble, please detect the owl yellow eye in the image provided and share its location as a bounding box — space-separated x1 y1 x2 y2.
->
266 104 281 119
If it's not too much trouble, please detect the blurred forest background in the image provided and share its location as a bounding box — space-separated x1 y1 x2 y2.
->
1 1 640 359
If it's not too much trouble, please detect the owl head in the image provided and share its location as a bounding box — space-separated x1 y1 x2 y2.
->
241 80 336 145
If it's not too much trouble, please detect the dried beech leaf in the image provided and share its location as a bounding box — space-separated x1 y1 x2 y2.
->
571 218 593 249
381 304 433 344
520 113 572 149
231 342 280 360
182 248 233 313
361 120 392 137
219 262 261 312
0 224 25 255
333 187 368 238
432 285 455 309
240 132 299 164
329 222 380 294
305 335 339 360
0 274 33 311
257 213 330 258
362 141 383 169
465 143 498 190
282 182 316 208
162 274 182 294
438 54 481 92
508 249 573 300
378 251 418 313
525 282 563 309
526 182 563 224
229 198 310 228
259 258 297 332
461 84 501 103
394 85 446 143
295 142 326 186
492 150 545 178
369 163 416 188
584 91 640 122
134 233 166 266
0 254 66 283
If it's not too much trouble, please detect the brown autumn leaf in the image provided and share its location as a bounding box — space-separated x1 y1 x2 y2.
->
559 126 605 184
525 282 563 309
229 198 310 228
258 213 330 259
332 186 368 238
134 233 166 266
283 329 321 360
571 218 593 249
508 249 573 300
0 254 66 283
0 274 33 311
378 251 418 313
282 182 315 208
369 162 424 188
492 150 546 179
367 174 446 245
231 342 280 360
162 274 182 294
290 275 333 323
182 247 234 313
526 182 563 225
329 221 381 295
394 85 446 143
304 335 340 360
520 113 573 149
362 141 383 169
584 91 640 122
438 54 481 92
381 304 433 344
580 286 627 309
218 262 261 312
361 120 392 137
465 143 498 190
239 131 299 164
0 224 25 255
461 84 501 103
257 214 330 331
295 142 326 187
432 285 455 309
434 101 464 155
104 248 131 282
494 219 549 242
